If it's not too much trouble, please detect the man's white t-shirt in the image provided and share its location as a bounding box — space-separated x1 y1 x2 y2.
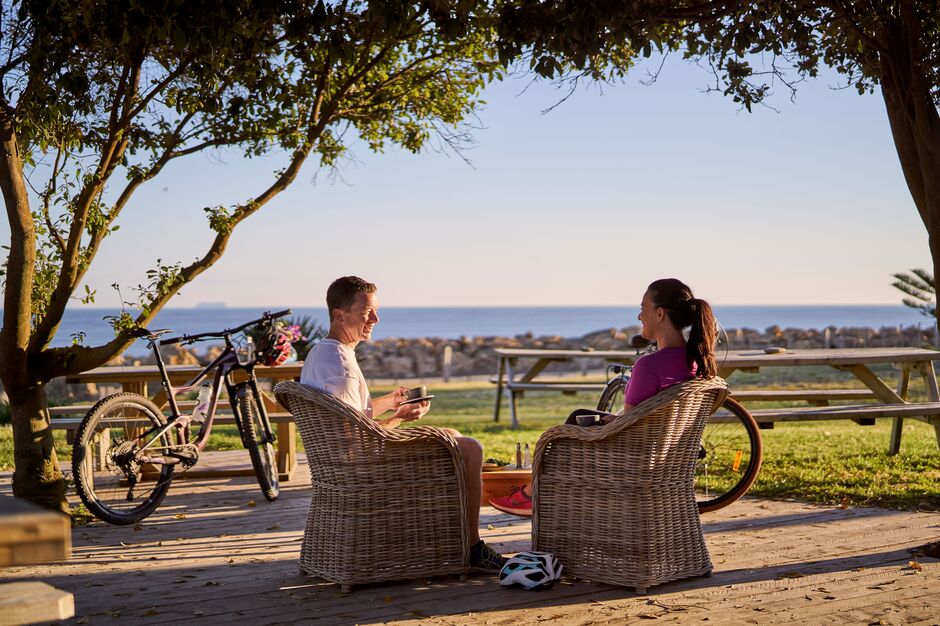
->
299 339 372 417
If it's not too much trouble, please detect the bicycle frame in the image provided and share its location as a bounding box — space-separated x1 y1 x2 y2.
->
130 313 286 467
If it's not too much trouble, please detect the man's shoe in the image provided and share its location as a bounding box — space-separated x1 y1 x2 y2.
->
489 484 532 517
469 540 507 571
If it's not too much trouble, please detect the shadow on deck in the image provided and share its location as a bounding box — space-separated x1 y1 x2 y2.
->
1 450 937 625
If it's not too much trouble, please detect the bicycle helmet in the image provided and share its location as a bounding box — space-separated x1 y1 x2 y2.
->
257 329 293 367
498 551 563 590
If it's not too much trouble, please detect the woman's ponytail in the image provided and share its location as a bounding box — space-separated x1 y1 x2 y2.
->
686 298 718 379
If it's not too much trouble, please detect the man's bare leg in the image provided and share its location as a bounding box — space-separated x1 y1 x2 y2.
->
455 436 483 542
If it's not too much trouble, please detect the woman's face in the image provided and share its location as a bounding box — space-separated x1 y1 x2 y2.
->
637 289 664 340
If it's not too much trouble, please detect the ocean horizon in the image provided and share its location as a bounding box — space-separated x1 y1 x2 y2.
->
14 304 931 356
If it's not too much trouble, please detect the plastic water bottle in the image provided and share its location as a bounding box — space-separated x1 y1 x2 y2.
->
523 443 531 469
192 384 212 423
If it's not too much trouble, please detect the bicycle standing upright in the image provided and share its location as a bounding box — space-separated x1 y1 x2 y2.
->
72 310 292 525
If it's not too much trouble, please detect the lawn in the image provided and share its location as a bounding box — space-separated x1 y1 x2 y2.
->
1 369 938 511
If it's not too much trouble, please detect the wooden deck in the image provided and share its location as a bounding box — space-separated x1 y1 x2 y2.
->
1 451 938 625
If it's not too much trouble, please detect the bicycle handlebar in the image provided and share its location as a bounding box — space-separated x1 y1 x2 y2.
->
158 309 292 346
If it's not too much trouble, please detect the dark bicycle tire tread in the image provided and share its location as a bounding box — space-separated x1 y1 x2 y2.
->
237 387 279 501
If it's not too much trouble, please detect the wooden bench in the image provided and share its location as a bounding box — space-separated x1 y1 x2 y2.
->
720 402 940 428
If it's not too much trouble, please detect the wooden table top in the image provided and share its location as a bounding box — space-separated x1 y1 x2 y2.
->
66 362 303 384
494 346 940 367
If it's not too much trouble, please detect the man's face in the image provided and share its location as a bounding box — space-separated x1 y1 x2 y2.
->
335 292 380 342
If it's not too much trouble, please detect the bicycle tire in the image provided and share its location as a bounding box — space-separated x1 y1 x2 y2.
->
235 385 279 501
596 378 763 513
72 393 175 525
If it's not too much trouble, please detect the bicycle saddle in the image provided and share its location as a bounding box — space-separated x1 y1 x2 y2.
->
130 327 172 339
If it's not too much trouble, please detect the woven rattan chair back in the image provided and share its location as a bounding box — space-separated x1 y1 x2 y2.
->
274 381 471 590
531 377 728 592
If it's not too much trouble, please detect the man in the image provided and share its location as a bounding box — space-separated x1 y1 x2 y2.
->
300 276 507 571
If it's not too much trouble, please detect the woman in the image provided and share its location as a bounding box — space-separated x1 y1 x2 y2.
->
618 277 718 413
489 278 718 516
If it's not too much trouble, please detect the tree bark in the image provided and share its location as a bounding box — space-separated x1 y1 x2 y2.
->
0 100 69 512
878 20 940 335
8 381 68 513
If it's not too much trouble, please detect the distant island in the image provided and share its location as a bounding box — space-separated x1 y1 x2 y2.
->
194 302 227 308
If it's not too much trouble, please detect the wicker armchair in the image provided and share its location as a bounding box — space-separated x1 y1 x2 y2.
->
273 381 471 591
531 377 728 593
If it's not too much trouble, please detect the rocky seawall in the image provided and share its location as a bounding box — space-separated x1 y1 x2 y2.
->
18 323 931 406
110 322 939 379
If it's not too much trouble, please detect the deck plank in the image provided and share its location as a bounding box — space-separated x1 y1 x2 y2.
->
1 450 937 625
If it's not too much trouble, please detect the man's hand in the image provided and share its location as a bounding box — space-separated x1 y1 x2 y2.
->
393 399 430 422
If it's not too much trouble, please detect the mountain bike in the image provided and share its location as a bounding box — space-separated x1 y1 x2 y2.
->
596 335 763 513
72 310 292 525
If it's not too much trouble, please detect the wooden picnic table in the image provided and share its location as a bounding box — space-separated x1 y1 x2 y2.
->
492 347 940 453
65 363 303 481
0 495 74 625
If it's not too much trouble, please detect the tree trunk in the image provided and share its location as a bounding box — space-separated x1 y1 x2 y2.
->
878 26 940 337
7 380 68 513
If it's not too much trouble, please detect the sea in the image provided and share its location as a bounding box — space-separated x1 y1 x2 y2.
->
23 304 932 356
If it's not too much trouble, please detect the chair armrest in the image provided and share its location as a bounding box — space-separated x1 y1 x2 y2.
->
532 378 728 472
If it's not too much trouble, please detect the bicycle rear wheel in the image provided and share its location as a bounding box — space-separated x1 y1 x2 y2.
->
235 384 279 501
696 396 762 512
596 378 762 513
72 393 175 525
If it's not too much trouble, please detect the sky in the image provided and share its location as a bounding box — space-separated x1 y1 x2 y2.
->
3 56 931 308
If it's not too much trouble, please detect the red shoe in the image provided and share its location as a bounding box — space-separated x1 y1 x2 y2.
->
489 484 532 517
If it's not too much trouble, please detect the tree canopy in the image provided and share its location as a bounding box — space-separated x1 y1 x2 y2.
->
496 1 940 317
0 0 498 510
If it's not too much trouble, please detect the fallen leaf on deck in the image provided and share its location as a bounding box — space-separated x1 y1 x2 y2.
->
853 567 865 572
227 558 235 563
246 500 257 507
205 581 220 586
824 595 836 600
174 513 186 519
838 497 850 509
486 524 495 530
906 560 923 571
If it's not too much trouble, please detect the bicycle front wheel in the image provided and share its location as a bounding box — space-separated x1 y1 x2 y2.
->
235 385 279 501
697 397 763 513
72 393 175 525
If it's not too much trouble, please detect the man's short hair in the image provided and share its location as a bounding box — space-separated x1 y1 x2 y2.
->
326 276 377 321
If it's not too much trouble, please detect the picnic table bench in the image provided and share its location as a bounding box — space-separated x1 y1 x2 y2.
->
492 347 940 454
58 363 304 481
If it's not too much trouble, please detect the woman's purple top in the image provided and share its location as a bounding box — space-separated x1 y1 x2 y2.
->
624 346 697 407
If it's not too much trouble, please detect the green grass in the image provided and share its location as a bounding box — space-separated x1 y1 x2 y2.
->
1 369 938 511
